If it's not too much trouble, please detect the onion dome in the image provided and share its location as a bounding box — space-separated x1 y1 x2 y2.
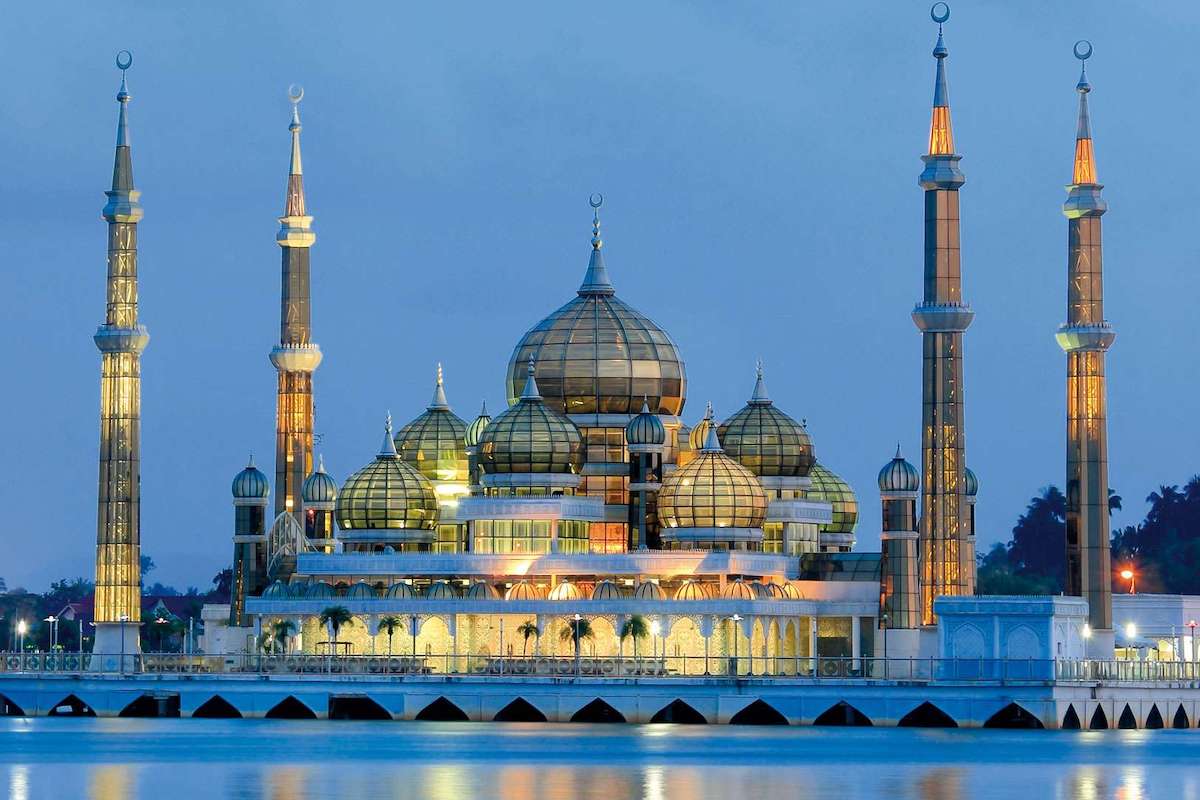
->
346 581 376 600
878 445 921 493
466 581 500 600
964 467 979 497
394 364 469 483
505 580 545 601
261 580 291 599
548 581 583 601
590 580 624 600
425 580 459 600
301 454 338 505
336 415 439 531
808 462 859 535
747 580 771 599
781 582 802 600
506 196 686 416
721 579 757 600
633 581 666 601
232 455 270 500
625 398 666 446
718 363 814 477
480 361 583 475
659 423 768 530
305 581 335 600
385 582 416 599
762 582 788 600
464 401 492 448
688 402 716 451
673 580 711 601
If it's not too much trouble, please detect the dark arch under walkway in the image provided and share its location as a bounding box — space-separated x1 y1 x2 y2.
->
0 694 25 717
1089 705 1109 730
193 695 242 719
729 699 788 726
1173 705 1191 729
898 702 957 728
813 701 872 727
649 699 707 724
494 698 548 722
330 696 391 721
265 696 318 720
1062 704 1081 729
983 703 1044 730
1117 705 1138 730
119 694 181 718
1144 705 1164 730
415 697 470 722
47 695 96 717
570 698 625 723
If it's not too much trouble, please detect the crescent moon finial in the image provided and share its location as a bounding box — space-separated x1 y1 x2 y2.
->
1073 40 1093 61
288 83 305 105
116 50 133 72
589 192 603 209
930 2 950 25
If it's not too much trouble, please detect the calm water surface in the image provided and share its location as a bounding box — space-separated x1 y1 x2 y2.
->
1 718 1198 800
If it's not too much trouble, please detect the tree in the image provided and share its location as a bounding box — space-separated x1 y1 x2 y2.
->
318 606 354 654
211 568 233 598
269 619 297 655
139 554 156 587
619 615 649 658
559 617 594 658
517 619 539 656
379 615 402 657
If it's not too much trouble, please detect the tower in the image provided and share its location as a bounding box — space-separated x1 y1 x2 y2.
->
879 446 921 631
911 5 975 623
229 458 270 628
270 86 322 529
626 399 666 549
1056 41 1114 639
92 52 149 665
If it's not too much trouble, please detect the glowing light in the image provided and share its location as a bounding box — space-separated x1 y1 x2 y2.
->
1120 569 1133 580
650 621 661 637
16 620 26 635
1082 624 1092 639
1125 623 1137 639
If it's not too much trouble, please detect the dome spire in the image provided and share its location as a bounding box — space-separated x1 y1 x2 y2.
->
700 405 723 452
102 51 143 222
578 193 615 296
428 362 450 410
247 452 255 468
479 399 489 416
927 3 955 156
749 359 772 405
1072 40 1097 185
379 412 399 457
277 85 316 248
520 357 542 400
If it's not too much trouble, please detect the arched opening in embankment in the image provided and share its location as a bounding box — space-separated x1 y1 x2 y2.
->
729 699 788 726
649 699 707 724
1173 705 1190 729
265 696 318 720
119 694 181 718
1088 705 1108 730
415 697 470 721
982 703 1043 730
0 694 25 716
813 701 872 727
1062 704 1081 729
1117 705 1137 730
47 695 95 717
329 696 391 721
897 702 957 728
570 698 625 723
1144 705 1164 730
493 698 548 722
193 695 242 719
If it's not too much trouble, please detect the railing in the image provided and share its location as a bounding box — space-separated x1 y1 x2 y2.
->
1056 659 1200 683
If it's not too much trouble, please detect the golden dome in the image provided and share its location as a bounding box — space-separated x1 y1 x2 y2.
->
466 581 501 600
688 402 716 451
480 362 583 475
633 581 666 601
336 418 439 532
781 582 803 600
721 579 757 600
394 365 468 484
425 580 460 599
590 580 624 600
718 365 814 478
659 426 768 530
506 202 686 416
505 580 546 601
673 580 711 601
808 462 859 535
548 581 584 601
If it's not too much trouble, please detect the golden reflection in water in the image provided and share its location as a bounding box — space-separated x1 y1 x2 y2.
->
1064 766 1107 800
420 764 470 800
914 767 963 800
8 765 29 800
89 766 134 800
265 766 308 800
495 765 535 800
1116 767 1146 800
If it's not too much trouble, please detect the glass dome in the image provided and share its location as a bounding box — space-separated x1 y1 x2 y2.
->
425 580 459 599
964 466 979 497
688 403 715 451
335 419 439 531
394 366 469 484
301 455 337 504
590 580 623 600
625 399 666 446
673 580 710 600
466 581 500 600
505 203 686 416
721 579 757 600
659 428 768 530
633 581 665 600
232 457 270 499
505 580 546 601
718 366 814 478
878 446 921 493
808 462 859 535
305 581 335 599
464 401 492 448
480 363 583 475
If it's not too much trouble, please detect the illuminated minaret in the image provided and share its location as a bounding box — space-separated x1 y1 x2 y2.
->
911 5 975 624
1057 41 1114 638
269 85 322 527
92 52 149 664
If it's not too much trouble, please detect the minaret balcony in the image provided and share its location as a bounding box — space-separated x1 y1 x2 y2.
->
101 188 144 223
94 324 149 354
911 302 974 333
1056 323 1115 353
918 154 965 189
1063 183 1107 218
276 215 316 248
270 343 323 373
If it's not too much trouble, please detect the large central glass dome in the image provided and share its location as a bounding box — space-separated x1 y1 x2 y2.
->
506 202 686 416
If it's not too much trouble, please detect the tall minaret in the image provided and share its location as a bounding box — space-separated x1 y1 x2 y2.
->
911 4 975 624
269 85 322 526
92 51 149 665
1056 41 1114 640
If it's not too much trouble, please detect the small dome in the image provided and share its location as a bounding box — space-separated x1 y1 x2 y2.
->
633 581 665 601
673 580 710 601
625 399 666 446
762 582 788 600
964 467 979 497
346 581 376 600
718 365 814 478
465 581 500 600
505 580 546 601
305 581 336 600
385 582 416 599
480 362 583 475
548 581 583 601
808 462 859 535
659 425 768 530
722 579 757 600
878 446 921 493
301 455 338 504
232 456 270 499
781 583 803 600
747 580 771 599
394 365 469 484
688 403 716 451
261 580 291 599
590 580 624 600
425 580 459 600
336 417 439 531
464 401 492 448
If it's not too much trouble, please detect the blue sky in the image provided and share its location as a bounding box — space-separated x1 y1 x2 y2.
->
3 1 1198 590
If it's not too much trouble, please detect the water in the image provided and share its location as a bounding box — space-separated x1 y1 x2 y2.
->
1 719 1198 800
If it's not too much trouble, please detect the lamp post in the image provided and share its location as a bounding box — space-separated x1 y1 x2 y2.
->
1120 567 1136 594
154 617 169 652
118 614 129 675
881 613 889 678
16 620 27 658
650 620 661 672
409 614 418 667
1188 620 1197 665
43 616 58 651
728 614 742 677
573 614 582 677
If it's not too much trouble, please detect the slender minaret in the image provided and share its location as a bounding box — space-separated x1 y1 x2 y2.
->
92 51 149 664
911 4 975 624
269 85 322 527
229 457 270 628
1056 41 1114 638
879 446 921 630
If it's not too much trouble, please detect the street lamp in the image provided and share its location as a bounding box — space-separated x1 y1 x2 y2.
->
118 614 130 675
1188 620 1197 664
43 616 58 651
573 614 583 677
16 620 27 656
1120 567 1136 594
729 614 742 677
154 617 169 652
650 620 662 667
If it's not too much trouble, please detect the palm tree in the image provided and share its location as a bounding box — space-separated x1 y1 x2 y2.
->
318 606 354 655
517 619 539 656
559 617 594 659
379 615 402 657
619 615 649 658
270 619 297 655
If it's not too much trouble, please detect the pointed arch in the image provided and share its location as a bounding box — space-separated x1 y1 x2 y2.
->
983 702 1044 729
570 698 625 723
0 694 26 717
729 699 788 725
898 701 957 728
1061 704 1081 730
119 694 180 718
265 696 318 719
813 701 872 726
493 697 548 722
1173 705 1190 729
649 699 707 724
1144 705 1163 730
192 695 241 719
329 696 391 720
1117 704 1137 730
47 694 95 717
1089 705 1108 730
415 696 469 721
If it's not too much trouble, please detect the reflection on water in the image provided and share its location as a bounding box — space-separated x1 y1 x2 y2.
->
0 720 1196 800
